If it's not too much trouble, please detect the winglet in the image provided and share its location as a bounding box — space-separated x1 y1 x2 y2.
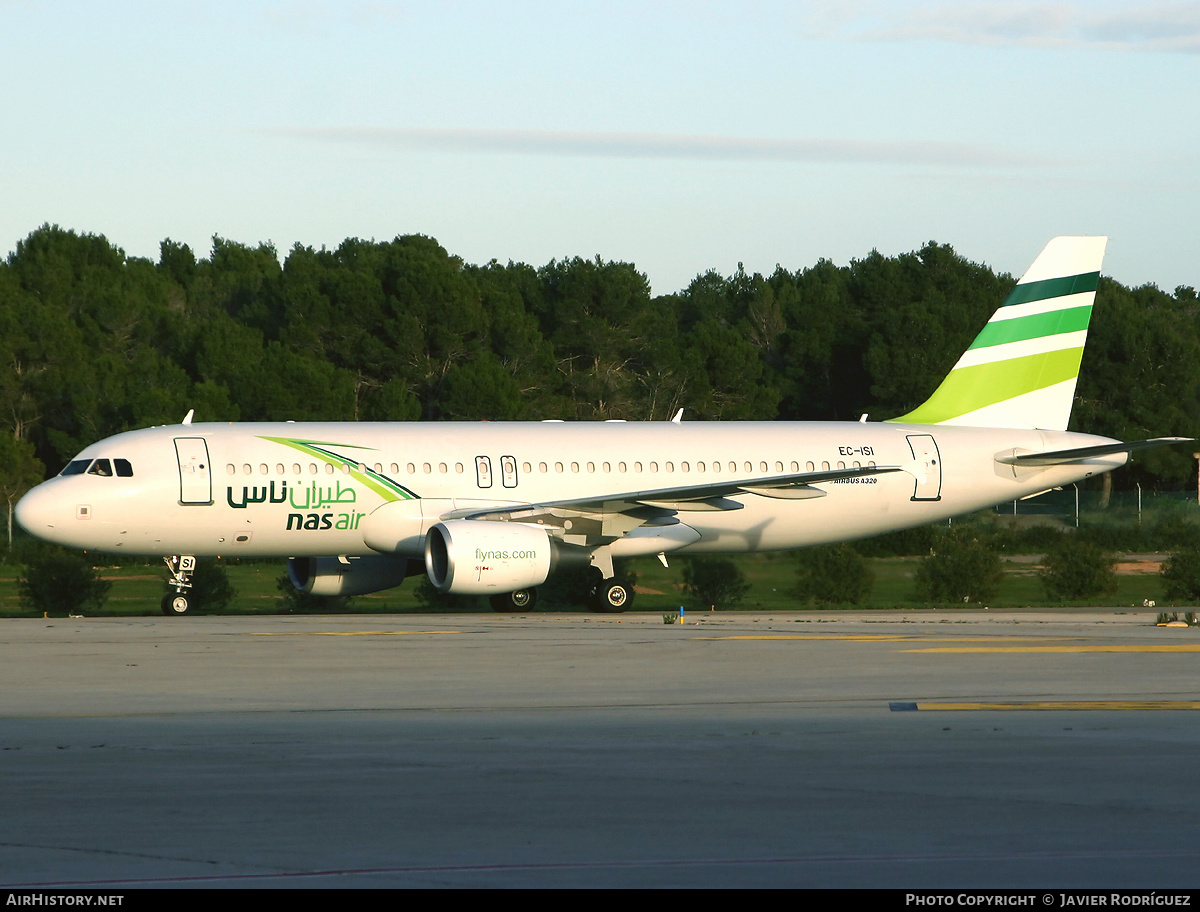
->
890 236 1107 431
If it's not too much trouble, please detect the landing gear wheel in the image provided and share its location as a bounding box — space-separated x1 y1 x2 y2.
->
590 578 632 613
490 588 537 612
162 593 191 616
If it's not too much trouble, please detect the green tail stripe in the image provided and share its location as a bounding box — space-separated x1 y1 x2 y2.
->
968 304 1092 350
1002 271 1099 307
892 347 1084 425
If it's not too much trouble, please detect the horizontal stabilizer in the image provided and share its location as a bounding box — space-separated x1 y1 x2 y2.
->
995 437 1194 467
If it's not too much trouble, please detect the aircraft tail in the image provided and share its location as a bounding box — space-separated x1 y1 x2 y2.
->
889 236 1108 431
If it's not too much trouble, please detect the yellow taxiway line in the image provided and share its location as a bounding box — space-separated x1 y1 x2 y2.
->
891 700 1200 711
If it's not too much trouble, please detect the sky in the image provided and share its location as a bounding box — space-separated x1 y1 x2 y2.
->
3 0 1198 295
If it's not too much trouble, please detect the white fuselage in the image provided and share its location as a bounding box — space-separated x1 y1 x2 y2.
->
15 420 1126 559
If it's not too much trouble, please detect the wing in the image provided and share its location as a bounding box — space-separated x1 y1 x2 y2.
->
446 463 908 545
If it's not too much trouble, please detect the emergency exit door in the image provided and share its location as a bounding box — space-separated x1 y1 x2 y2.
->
175 437 213 505
906 434 942 502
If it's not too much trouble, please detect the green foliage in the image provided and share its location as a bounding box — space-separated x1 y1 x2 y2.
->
0 224 1194 497
1039 536 1118 601
1162 549 1200 602
913 526 1004 604
681 558 750 609
19 549 111 615
793 544 874 605
850 524 937 557
168 558 236 613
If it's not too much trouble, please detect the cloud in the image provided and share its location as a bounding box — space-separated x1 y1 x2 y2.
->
266 126 1056 168
796 1 1200 52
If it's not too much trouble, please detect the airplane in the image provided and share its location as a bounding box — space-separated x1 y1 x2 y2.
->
14 236 1191 615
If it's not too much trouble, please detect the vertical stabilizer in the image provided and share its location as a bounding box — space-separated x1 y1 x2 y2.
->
890 236 1107 430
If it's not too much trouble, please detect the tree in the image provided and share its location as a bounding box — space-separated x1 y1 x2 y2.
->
1039 536 1118 601
1162 549 1200 602
793 544 873 605
914 526 1004 603
681 558 750 609
0 434 43 547
19 549 111 615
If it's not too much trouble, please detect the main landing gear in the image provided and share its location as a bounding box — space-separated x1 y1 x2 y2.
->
489 588 537 612
589 577 632 613
161 555 196 616
486 572 634 614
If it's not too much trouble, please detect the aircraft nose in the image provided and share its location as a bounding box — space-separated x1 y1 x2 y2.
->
15 482 64 541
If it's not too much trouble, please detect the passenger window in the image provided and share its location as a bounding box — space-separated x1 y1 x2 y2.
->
114 458 134 477
87 459 113 477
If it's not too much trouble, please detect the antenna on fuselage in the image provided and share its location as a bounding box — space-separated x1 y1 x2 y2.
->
182 409 194 426
671 409 684 424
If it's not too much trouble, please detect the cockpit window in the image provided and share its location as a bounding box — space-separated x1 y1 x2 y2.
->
60 459 92 476
60 457 134 477
87 459 113 477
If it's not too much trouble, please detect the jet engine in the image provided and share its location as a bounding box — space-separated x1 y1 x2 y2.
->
287 555 419 597
424 520 587 595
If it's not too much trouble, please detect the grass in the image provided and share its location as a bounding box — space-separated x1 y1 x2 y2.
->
0 550 1186 617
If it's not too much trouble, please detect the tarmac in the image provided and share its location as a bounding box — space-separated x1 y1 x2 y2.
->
2 608 1199 888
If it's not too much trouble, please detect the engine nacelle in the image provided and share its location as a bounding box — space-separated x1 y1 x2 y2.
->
424 520 585 595
287 555 419 597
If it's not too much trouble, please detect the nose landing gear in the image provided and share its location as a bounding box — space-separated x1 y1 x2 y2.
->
161 555 196 616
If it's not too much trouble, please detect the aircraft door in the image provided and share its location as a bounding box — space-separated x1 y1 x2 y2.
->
475 456 493 488
906 434 942 502
500 455 518 488
175 437 213 505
